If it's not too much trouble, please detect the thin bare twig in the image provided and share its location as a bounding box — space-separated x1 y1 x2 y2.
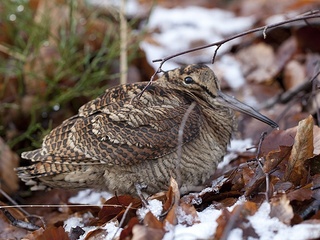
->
111 202 133 240
212 44 222 64
255 132 271 202
220 205 243 240
255 132 267 160
176 102 197 187
0 188 30 216
0 208 40 231
130 67 164 102
260 68 320 110
133 10 320 101
153 10 320 66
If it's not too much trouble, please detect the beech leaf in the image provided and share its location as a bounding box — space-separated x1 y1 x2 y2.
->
284 115 314 186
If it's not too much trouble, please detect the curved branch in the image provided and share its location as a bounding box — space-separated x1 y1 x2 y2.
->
133 10 320 100
153 10 320 65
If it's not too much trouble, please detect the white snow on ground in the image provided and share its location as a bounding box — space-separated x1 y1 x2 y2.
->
214 55 246 89
62 198 320 240
137 199 163 220
219 138 254 169
68 189 113 205
249 202 320 240
163 205 221 240
140 6 255 70
64 215 121 240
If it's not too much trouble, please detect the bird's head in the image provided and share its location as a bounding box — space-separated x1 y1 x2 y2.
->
161 64 278 129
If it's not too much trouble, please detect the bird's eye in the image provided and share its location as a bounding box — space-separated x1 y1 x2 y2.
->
184 77 194 84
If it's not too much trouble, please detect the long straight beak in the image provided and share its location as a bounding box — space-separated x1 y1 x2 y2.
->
217 91 279 129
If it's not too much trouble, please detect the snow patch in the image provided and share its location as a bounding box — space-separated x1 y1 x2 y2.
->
219 138 253 169
68 189 113 205
141 6 255 69
136 199 163 220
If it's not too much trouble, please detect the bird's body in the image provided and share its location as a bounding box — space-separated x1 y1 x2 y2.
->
17 64 277 195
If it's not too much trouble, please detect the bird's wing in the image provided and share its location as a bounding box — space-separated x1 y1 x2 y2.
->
21 83 203 167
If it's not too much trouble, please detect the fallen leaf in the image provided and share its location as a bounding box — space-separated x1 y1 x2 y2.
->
215 201 258 239
131 224 164 240
178 202 200 226
119 217 139 240
261 128 296 155
143 211 163 229
163 178 180 226
0 206 29 240
312 126 320 155
0 137 19 194
287 188 313 202
237 42 278 83
284 115 314 186
36 226 69 240
283 60 306 90
243 146 291 198
274 36 298 79
264 146 292 173
97 195 141 226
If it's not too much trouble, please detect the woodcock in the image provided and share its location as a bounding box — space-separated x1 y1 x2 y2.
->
17 64 278 195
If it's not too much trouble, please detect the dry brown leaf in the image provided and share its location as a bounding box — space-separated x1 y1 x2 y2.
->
244 146 291 197
283 60 306 90
264 146 292 173
119 217 139 240
284 115 314 186
312 126 320 155
287 188 313 202
215 208 231 239
215 201 258 240
178 202 200 226
85 227 108 240
36 226 69 240
163 178 180 226
262 128 296 155
0 208 29 240
131 224 165 240
274 36 298 78
262 120 320 156
21 228 45 240
236 42 278 83
163 186 174 213
143 211 163 229
270 194 294 225
244 164 265 197
0 137 19 195
97 195 141 226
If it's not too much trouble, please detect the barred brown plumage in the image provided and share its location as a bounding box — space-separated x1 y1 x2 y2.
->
16 64 278 195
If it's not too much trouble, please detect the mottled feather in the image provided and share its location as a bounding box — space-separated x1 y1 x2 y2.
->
17 64 238 194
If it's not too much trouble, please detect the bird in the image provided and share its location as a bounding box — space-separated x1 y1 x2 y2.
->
16 64 278 195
